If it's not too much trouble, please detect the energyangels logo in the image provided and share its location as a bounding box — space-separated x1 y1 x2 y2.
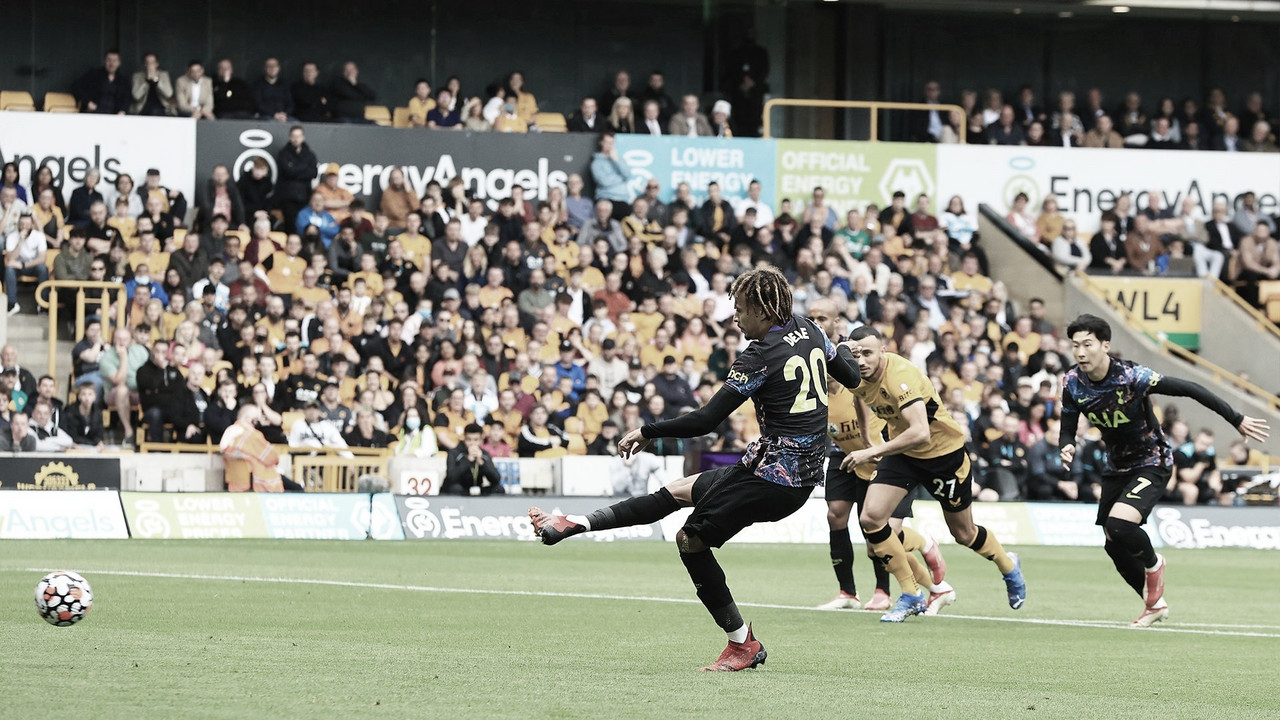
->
1153 507 1280 550
229 129 568 203
15 462 97 491
401 498 653 541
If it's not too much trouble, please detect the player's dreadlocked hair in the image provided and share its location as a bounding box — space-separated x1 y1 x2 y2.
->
730 266 793 325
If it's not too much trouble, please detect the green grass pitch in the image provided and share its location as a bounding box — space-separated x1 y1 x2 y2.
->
1 540 1276 719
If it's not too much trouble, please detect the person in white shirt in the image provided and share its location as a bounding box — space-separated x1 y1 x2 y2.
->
4 213 49 315
457 197 489 246
30 401 74 452
0 186 27 236
288 400 352 457
734 179 775 228
1050 220 1092 272
640 100 664 135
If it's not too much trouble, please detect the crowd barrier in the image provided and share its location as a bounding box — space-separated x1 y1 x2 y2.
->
4 113 1275 237
2 490 1277 549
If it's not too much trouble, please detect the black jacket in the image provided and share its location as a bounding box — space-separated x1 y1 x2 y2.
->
170 386 211 443
214 77 255 118
443 446 502 495
135 362 183 413
251 77 294 118
237 173 274 220
566 113 604 134
291 81 328 122
329 78 376 120
1205 220 1243 254
275 142 319 204
61 404 103 445
73 67 130 114
1088 232 1126 270
68 186 104 226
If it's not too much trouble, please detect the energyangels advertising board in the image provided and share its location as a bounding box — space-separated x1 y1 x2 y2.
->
120 492 403 540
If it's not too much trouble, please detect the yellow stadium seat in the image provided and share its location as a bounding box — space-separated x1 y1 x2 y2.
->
43 92 77 112
268 231 287 245
172 227 187 248
25 248 57 283
282 411 304 435
0 90 37 111
1259 280 1280 305
393 107 412 128
534 112 567 133
364 105 392 126
224 229 250 248
1267 298 1280 325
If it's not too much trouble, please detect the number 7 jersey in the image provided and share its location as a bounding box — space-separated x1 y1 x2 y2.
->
723 315 838 488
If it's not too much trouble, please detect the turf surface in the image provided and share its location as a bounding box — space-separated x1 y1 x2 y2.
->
1 540 1276 719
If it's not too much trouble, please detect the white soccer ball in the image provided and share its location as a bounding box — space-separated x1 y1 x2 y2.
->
35 571 94 627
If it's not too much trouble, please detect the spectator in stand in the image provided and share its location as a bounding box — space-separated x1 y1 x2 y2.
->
171 361 211 443
30 166 65 217
251 57 295 122
407 79 436 127
4 213 49 315
174 60 215 120
1125 215 1166 275
443 423 503 495
296 192 339 248
136 338 184 443
1147 117 1178 150
393 407 439 458
1243 121 1279 152
607 97 636 134
291 61 328 122
0 412 36 452
1235 223 1280 306
345 407 392 448
379 168 419 230
987 105 1025 145
276 126 318 227
907 80 945 143
212 59 255 119
462 97 489 131
1024 121 1051 147
68 169 104 227
518 404 568 458
1013 85 1043 127
313 165 353 225
1211 116 1241 152
505 71 539 125
74 50 130 114
426 89 463 129
710 100 733 137
590 133 632 218
1034 196 1064 249
1027 424 1077 501
1083 114 1124 148
61 383 104 447
1089 213 1127 274
196 164 245 230
599 70 636 116
668 94 713 137
1000 192 1032 242
1051 220 1091 273
84 200 119 251
1232 191 1274 236
1115 91 1148 144
1 345 37 400
139 168 186 230
567 97 603 133
71 316 107 395
1201 199 1240 280
330 61 376 123
99 326 148 444
31 188 67 247
130 52 175 115
564 174 593 230
640 70 677 124
639 99 664 135
289 399 351 454
53 226 92 281
577 200 626 254
29 400 72 451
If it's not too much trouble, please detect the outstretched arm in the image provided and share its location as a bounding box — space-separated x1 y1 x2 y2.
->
619 385 747 457
1150 375 1269 442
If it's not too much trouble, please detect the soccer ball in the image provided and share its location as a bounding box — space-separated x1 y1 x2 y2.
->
35 571 93 627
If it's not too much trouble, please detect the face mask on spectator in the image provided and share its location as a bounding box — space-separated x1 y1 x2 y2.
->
405 417 421 431
136 274 150 285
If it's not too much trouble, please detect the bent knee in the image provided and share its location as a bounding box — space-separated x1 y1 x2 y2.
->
950 526 976 546
826 508 850 529
857 510 885 532
674 529 707 554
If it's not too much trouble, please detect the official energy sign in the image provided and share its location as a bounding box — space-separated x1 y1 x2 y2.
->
1090 276 1202 349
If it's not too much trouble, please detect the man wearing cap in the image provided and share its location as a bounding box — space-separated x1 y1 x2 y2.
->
553 340 587 395
288 398 352 456
318 378 352 428
710 99 733 137
652 355 696 412
315 164 354 225
588 338 628 396
139 168 188 227
616 358 648 405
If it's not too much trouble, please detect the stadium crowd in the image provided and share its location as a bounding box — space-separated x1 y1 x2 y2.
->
55 50 1280 147
3 121 1273 506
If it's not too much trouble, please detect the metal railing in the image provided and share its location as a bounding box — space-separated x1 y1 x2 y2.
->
34 280 128 381
1209 277 1280 342
1077 274 1280 413
763 98 966 141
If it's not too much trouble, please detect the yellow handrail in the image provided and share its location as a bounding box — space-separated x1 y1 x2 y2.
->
1209 277 1280 342
1077 275 1280 413
763 98 966 142
35 280 128 382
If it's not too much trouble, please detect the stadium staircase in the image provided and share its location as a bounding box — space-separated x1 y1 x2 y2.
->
977 203 1280 454
0 296 75 396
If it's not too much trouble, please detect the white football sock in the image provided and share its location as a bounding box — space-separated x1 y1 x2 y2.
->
727 623 749 643
566 514 590 530
930 580 953 594
1146 555 1162 572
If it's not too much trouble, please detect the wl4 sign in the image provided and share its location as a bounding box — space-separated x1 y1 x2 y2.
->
1091 277 1202 350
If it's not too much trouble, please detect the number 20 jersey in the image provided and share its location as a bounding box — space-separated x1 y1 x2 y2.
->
724 315 837 488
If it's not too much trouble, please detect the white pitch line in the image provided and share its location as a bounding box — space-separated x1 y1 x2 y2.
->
7 567 1280 640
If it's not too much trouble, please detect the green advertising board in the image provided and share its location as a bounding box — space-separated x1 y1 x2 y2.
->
775 140 938 218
